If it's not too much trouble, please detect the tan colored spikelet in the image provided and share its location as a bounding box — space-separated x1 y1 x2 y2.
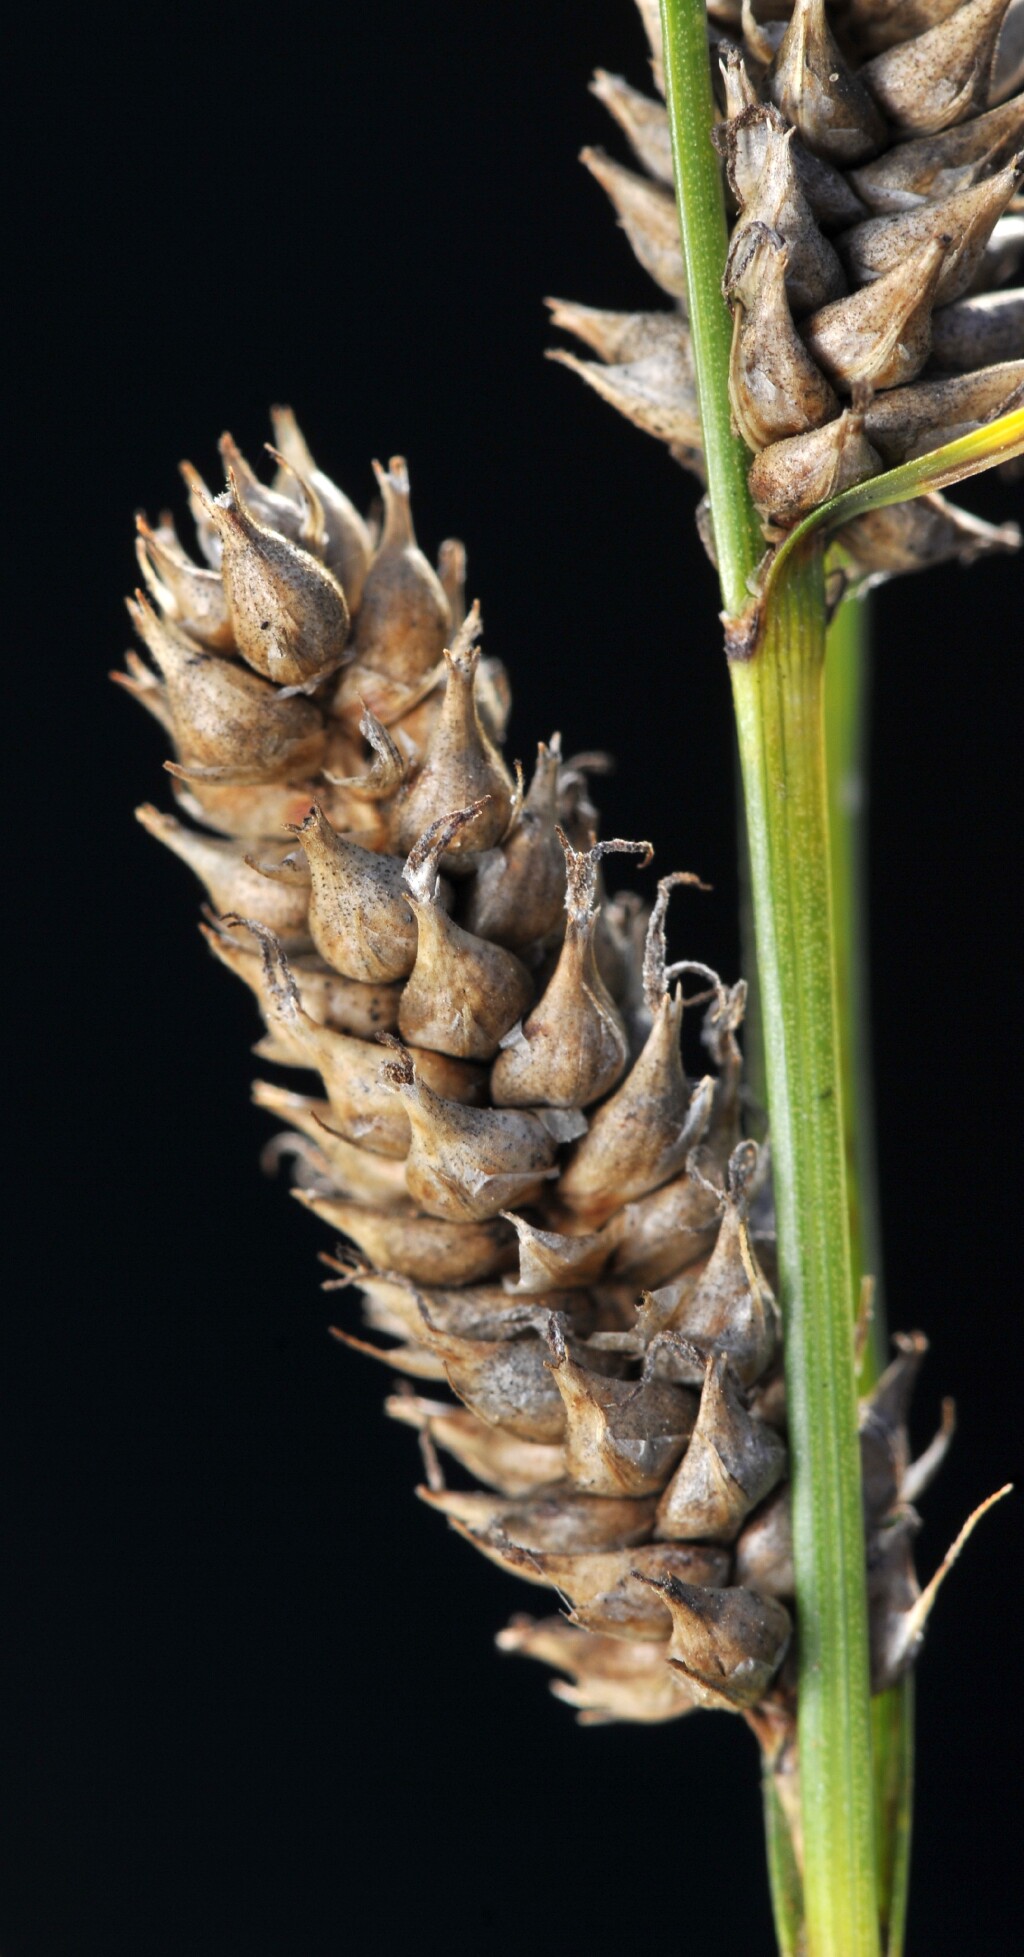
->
548 0 1023 583
121 317 966 1738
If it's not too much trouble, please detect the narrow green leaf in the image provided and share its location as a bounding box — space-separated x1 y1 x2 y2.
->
763 1774 806 1957
764 408 1024 610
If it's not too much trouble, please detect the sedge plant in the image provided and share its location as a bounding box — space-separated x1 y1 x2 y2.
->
116 3 1022 1953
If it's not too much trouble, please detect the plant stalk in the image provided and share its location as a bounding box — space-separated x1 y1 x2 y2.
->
824 594 914 1955
660 6 881 1950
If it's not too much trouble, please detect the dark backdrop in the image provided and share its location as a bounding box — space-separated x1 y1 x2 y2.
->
7 3 1022 1952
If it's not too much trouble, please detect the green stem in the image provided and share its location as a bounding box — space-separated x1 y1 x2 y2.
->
657 0 762 617
660 8 880 1949
730 554 879 1957
824 594 883 1364
825 594 915 1955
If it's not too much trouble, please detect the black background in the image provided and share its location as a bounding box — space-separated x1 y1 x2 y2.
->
7 2 1023 1951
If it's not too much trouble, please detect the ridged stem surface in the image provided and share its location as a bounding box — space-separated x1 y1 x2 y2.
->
661 8 880 1948
731 560 879 1956
825 594 914 1955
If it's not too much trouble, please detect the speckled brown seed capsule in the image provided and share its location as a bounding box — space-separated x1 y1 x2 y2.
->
202 469 349 689
490 836 651 1108
838 153 1024 304
637 1576 792 1710
546 1315 697 1497
395 621 515 858
289 801 421 984
398 806 535 1060
847 91 1024 211
126 593 326 783
860 0 1013 135
380 1045 582 1223
655 1350 788 1542
726 115 847 316
726 222 840 448
748 408 883 527
767 0 888 164
800 237 947 390
349 457 451 683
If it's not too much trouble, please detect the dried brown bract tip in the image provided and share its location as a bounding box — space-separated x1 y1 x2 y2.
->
269 407 373 607
580 146 688 300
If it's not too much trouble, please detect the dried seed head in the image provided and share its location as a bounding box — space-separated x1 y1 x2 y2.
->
638 1576 792 1709
655 1351 788 1542
460 739 569 948
716 87 868 229
467 1535 728 1640
847 91 1024 210
314 1199 517 1286
398 806 535 1060
580 146 688 299
726 222 840 448
269 406 373 608
350 457 451 683
496 1616 699 1726
767 0 888 164
861 0 1013 134
546 1315 697 1497
126 593 326 782
202 469 350 689
501 1211 621 1296
395 625 515 858
838 153 1024 305
726 117 847 316
547 332 701 458
405 1304 568 1443
490 837 650 1108
800 236 947 390
748 408 883 528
